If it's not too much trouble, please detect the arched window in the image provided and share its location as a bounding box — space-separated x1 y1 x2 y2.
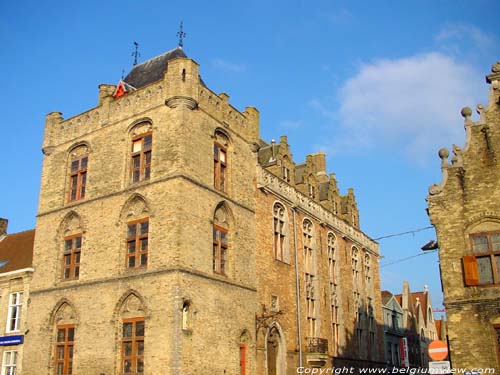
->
129 122 152 184
116 292 147 375
273 202 289 262
364 253 372 287
67 144 89 202
214 131 229 192
213 204 230 275
60 211 84 281
51 301 77 375
327 232 339 353
303 219 317 337
121 194 150 270
352 246 360 319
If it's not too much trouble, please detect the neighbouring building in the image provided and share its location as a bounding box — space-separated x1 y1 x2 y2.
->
21 43 384 374
0 218 35 375
382 282 438 369
427 60 500 370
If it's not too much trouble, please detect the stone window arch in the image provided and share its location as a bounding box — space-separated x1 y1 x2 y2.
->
120 194 151 270
273 202 290 263
214 129 230 192
50 300 78 375
59 211 85 282
213 202 231 275
115 291 147 375
67 143 89 202
129 121 153 184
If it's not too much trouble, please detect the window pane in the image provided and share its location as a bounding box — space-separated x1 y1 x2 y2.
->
65 240 72 252
137 340 144 355
133 155 140 168
496 255 500 280
128 241 136 253
69 346 74 358
145 151 151 164
75 252 81 263
214 145 219 159
133 140 142 153
220 150 226 163
128 224 137 238
220 231 227 245
68 361 73 374
124 360 132 373
65 255 71 265
64 269 70 279
140 239 148 251
144 135 152 149
74 237 82 249
124 342 132 356
144 167 151 180
137 358 144 373
492 234 500 251
213 228 218 241
81 156 88 169
477 256 494 284
123 323 133 338
68 328 75 341
136 321 145 337
74 266 79 278
57 329 65 342
57 346 65 359
472 235 489 253
71 160 79 172
140 254 147 266
128 257 136 268
133 171 140 182
140 221 149 235
57 363 64 375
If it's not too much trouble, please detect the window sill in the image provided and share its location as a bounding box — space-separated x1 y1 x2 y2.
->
274 258 291 266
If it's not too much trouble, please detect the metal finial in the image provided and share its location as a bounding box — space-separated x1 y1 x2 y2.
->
132 41 141 66
177 22 186 48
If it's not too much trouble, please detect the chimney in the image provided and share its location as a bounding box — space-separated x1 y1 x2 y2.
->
0 218 8 236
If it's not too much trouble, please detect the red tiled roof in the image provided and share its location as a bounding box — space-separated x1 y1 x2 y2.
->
0 230 35 273
381 290 393 305
411 291 429 322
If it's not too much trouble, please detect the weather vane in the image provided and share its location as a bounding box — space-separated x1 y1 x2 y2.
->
132 41 141 66
177 21 186 48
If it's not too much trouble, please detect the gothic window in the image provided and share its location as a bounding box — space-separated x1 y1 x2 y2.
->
122 318 145 374
67 145 88 202
308 184 316 200
463 231 500 285
352 247 360 288
68 156 87 202
55 325 75 375
273 203 289 262
62 235 82 280
127 218 149 269
6 292 22 333
303 219 317 337
364 253 371 287
213 204 230 275
214 131 229 192
327 233 339 353
1 350 17 375
131 133 152 183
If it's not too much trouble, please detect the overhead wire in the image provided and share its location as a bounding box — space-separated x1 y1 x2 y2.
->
380 250 438 268
373 226 434 241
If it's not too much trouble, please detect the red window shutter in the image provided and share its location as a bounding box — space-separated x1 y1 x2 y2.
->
463 256 479 286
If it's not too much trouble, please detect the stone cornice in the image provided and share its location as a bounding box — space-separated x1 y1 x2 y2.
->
257 167 378 253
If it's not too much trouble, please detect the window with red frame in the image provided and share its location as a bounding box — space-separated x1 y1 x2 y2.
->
214 143 227 192
55 325 75 375
131 134 152 183
63 235 82 280
127 219 149 269
463 231 500 285
69 156 87 201
122 318 144 374
213 225 228 275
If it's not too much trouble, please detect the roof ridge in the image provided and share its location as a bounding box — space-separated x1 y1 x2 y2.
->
133 46 184 68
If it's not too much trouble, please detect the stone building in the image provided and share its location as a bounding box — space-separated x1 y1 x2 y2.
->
382 283 438 369
22 44 384 374
0 218 35 375
427 60 500 370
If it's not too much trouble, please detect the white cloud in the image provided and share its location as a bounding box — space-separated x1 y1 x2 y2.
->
435 24 496 52
211 58 247 73
328 52 485 163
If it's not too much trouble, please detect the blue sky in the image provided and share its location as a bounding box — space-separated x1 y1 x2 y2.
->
1 0 499 313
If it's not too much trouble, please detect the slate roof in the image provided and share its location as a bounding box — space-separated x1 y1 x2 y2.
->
0 229 35 274
124 47 187 89
381 290 393 305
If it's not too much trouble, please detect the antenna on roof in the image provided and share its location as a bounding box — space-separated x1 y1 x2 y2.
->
177 21 186 48
132 41 141 66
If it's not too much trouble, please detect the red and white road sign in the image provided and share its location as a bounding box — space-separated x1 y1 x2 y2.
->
428 340 448 361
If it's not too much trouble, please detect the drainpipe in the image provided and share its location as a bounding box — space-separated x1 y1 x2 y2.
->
292 207 303 368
